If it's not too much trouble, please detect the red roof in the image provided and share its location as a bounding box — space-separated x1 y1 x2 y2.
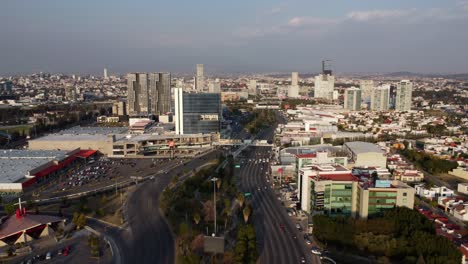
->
312 173 358 181
0 214 65 240
34 155 76 178
75 150 97 158
296 153 317 158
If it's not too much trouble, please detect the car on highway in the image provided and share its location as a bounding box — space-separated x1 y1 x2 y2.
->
301 256 306 263
296 223 302 230
63 245 70 256
46 252 52 260
311 247 322 255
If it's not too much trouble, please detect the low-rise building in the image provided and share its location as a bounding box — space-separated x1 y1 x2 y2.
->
458 183 468 195
299 164 415 219
357 180 415 219
343 141 387 168
415 184 455 200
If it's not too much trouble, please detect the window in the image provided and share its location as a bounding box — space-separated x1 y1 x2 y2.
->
403 192 407 197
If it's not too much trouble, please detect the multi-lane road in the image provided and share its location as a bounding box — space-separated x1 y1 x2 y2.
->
235 124 321 264
94 150 221 264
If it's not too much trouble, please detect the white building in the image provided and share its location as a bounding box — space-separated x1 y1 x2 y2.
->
174 88 184 134
314 74 335 100
415 184 455 199
291 72 299 86
248 79 257 95
344 87 362 111
395 80 413 111
208 81 221 93
370 85 390 111
458 183 468 195
288 72 300 98
343 141 386 168
195 64 204 92
359 80 374 103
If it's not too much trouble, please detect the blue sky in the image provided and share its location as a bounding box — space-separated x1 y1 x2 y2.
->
1 0 468 75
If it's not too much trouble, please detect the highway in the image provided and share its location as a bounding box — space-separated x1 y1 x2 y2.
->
235 124 321 264
105 150 221 264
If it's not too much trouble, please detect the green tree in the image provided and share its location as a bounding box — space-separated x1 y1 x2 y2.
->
4 203 16 215
72 212 87 229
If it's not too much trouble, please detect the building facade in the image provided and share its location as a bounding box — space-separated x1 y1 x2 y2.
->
344 87 362 111
248 79 257 95
314 74 335 100
370 85 390 111
395 80 413 111
357 180 415 219
196 64 204 92
174 88 221 135
0 80 13 96
359 80 374 104
112 101 127 116
126 72 171 116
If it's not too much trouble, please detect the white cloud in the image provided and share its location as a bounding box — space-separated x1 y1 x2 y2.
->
288 17 339 27
346 9 411 22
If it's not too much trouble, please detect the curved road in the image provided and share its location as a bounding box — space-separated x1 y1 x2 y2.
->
98 150 221 264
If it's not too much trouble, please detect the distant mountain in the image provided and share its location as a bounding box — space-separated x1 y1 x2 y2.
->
384 72 468 80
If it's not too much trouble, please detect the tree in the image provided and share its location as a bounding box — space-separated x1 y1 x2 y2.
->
237 193 245 208
243 205 251 223
193 212 201 225
88 234 101 257
72 212 87 229
4 203 16 215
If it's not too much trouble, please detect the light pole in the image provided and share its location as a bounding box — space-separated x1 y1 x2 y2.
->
211 177 218 236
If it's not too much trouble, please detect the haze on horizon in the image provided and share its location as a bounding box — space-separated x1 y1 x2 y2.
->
1 0 468 75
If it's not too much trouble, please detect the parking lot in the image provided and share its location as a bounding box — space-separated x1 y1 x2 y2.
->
25 156 189 200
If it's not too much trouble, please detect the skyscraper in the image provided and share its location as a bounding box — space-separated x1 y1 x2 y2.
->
195 64 204 92
126 72 171 116
208 80 221 93
359 80 374 104
344 87 362 111
248 79 257 95
370 85 390 111
104 68 108 80
288 72 300 98
314 61 335 100
291 72 299 86
314 74 335 100
174 88 221 135
395 80 413 111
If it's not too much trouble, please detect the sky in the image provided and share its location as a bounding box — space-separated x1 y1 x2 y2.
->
1 0 468 75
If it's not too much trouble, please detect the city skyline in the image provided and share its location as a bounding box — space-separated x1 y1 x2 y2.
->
1 0 468 75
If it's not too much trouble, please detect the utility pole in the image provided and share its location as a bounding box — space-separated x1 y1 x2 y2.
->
211 177 218 236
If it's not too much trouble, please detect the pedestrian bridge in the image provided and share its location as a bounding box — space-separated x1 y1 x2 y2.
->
214 139 273 147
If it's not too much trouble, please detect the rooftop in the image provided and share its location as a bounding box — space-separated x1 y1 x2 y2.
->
0 214 65 240
344 141 384 154
0 150 69 184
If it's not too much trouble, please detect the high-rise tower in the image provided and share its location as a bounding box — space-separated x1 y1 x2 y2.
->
195 64 204 92
126 72 171 116
395 80 413 111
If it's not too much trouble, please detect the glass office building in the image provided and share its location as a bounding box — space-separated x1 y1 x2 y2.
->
174 88 221 135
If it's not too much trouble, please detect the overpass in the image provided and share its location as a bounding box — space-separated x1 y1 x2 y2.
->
214 139 273 147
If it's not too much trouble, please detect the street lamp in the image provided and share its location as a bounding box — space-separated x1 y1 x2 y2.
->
211 177 218 236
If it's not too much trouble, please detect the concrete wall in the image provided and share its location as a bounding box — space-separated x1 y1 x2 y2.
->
355 152 386 168
450 168 468 180
29 138 114 156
